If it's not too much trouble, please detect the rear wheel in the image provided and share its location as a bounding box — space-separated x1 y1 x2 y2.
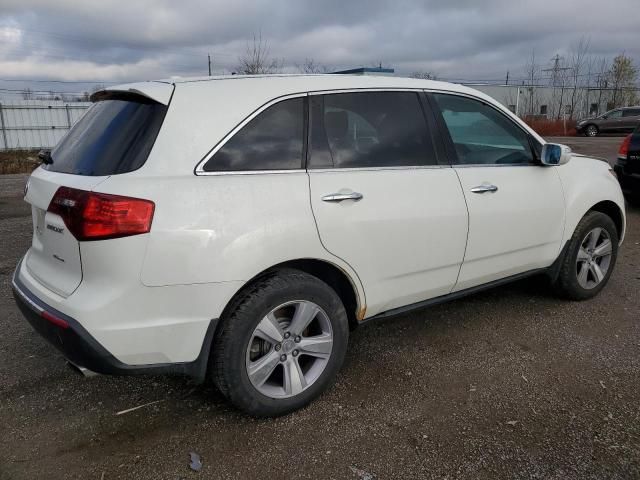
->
585 124 599 137
553 211 618 300
211 269 349 417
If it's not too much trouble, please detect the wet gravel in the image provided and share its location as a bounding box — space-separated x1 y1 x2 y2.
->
1 139 639 479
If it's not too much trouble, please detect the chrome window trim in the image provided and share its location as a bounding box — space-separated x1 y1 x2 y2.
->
453 163 537 168
308 87 425 96
197 169 307 176
310 165 448 174
194 92 308 176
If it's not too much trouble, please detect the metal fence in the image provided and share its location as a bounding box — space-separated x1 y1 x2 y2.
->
0 100 90 151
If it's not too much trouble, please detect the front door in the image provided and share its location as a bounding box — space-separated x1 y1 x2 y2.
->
307 91 469 317
430 93 565 291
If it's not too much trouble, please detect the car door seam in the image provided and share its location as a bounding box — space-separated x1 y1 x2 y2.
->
304 169 368 313
451 167 471 293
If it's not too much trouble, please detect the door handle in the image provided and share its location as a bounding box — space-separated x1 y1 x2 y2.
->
321 192 363 202
470 184 498 194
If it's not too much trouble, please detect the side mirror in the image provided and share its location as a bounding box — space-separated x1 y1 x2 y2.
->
602 115 608 119
540 143 572 166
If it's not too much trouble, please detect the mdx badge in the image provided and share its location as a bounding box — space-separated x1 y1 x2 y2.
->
46 224 64 234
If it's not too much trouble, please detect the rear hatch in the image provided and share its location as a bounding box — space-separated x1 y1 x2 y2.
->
23 86 170 297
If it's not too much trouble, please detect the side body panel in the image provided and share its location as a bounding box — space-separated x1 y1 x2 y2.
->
309 167 468 317
453 165 565 291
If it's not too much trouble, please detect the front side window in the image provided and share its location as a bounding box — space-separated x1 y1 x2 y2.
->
203 97 304 172
308 91 436 168
433 94 534 166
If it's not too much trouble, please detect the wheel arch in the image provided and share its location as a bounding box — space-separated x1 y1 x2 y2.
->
218 258 365 331
588 200 624 240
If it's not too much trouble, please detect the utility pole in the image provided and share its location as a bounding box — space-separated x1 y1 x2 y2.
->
208 54 212 76
543 54 571 119
505 71 509 85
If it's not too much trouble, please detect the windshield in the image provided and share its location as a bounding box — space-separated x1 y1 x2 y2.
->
45 96 168 176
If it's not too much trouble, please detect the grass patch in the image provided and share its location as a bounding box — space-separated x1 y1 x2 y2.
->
0 150 41 174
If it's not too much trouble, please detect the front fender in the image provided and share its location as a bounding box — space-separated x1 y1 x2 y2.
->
556 156 626 245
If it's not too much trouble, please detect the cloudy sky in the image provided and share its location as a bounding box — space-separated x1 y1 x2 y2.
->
0 0 638 96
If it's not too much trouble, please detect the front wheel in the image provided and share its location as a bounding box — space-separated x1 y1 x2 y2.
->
553 211 618 300
585 124 599 137
211 269 349 417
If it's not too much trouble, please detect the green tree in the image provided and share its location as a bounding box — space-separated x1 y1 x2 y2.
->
608 54 638 107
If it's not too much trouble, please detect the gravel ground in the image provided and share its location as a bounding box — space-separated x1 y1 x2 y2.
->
1 139 639 479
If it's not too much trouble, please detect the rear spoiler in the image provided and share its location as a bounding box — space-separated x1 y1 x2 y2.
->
90 81 174 105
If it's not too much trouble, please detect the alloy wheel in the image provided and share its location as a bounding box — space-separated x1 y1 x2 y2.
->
245 300 333 398
586 125 598 137
576 227 613 289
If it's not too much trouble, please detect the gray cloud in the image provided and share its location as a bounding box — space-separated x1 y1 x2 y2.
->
0 0 638 94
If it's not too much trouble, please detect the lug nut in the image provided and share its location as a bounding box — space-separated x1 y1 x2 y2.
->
292 350 299 357
294 336 301 343
280 354 287 362
275 344 281 351
284 332 291 339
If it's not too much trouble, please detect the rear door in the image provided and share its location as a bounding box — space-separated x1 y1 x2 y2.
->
23 92 169 297
307 91 469 317
430 92 565 291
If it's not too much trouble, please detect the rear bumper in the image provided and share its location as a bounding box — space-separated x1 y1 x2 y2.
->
12 260 217 381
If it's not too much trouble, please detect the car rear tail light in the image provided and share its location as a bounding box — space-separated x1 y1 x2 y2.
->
48 187 155 241
618 134 632 158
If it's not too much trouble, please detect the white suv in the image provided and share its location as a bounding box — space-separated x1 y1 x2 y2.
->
12 75 625 416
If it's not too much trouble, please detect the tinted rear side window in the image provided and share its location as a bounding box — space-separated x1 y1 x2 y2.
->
203 97 304 172
623 109 640 117
47 97 167 176
308 91 435 168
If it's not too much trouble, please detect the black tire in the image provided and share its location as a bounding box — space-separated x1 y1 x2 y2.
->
211 269 349 417
552 211 618 300
584 124 599 137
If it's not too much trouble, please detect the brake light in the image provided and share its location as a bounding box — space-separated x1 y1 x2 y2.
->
618 134 632 158
48 187 154 241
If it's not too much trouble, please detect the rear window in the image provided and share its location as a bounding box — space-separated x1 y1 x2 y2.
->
46 95 167 176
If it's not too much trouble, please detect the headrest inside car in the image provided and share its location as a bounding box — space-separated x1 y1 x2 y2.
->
325 111 349 139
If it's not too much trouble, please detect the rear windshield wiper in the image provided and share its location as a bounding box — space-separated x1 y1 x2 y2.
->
38 150 53 165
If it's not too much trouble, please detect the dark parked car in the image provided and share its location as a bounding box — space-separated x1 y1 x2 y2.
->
614 125 640 201
577 106 640 137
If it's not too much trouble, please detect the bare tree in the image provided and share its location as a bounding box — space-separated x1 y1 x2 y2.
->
522 50 542 117
22 88 34 100
236 33 283 75
567 37 590 119
410 71 438 80
295 58 332 74
594 57 610 114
